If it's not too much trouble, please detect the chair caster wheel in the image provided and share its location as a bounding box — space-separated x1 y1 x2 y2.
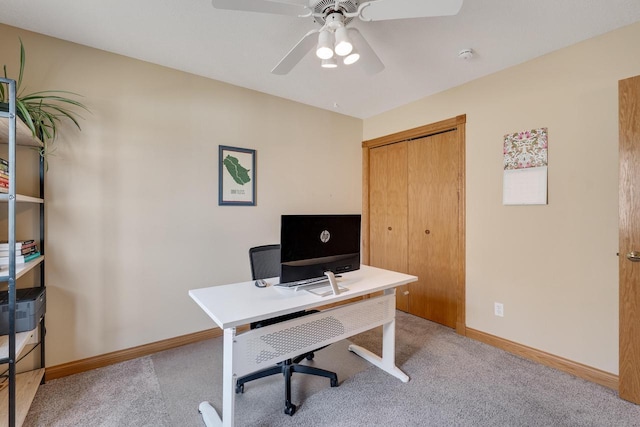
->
284 404 297 416
330 378 338 387
306 352 315 361
235 383 244 394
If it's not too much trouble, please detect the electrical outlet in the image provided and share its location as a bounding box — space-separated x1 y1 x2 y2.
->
494 302 504 317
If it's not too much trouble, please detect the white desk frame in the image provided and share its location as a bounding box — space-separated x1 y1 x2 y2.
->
189 265 418 427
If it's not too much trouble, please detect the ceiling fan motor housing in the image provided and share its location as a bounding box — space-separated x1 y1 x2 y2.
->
312 0 359 25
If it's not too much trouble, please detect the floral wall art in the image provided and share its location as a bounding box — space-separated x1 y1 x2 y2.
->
502 128 548 205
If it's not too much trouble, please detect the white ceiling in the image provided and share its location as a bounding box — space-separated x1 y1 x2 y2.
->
1 0 640 119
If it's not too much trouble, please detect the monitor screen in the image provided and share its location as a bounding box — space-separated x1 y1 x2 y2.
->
280 214 361 284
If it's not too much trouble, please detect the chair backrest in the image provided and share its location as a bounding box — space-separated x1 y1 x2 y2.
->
249 244 281 280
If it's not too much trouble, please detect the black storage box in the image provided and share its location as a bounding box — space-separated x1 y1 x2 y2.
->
0 287 46 335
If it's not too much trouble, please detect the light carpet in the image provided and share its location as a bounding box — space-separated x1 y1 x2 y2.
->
24 356 169 426
24 311 640 426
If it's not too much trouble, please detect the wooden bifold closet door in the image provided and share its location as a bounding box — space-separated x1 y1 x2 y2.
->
407 131 460 328
363 115 465 332
369 142 409 311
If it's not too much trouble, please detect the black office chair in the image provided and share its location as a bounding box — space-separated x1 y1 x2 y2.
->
236 244 338 416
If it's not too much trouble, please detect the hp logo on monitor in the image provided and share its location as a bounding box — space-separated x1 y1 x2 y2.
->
320 230 331 243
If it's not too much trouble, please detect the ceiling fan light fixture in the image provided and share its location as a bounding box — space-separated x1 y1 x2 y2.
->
334 26 353 56
344 50 360 65
321 57 338 69
316 30 334 59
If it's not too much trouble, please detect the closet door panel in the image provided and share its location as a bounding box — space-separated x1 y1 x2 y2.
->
408 131 459 327
369 142 409 310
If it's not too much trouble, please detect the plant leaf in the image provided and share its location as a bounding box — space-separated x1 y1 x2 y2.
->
21 91 88 107
0 65 6 102
15 99 37 135
18 37 25 92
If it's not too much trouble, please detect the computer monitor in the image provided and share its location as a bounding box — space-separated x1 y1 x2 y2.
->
280 214 361 284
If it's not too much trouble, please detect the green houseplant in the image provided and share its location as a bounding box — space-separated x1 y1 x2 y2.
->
0 39 88 161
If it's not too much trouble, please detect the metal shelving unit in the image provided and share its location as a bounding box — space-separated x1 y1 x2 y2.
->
0 77 46 427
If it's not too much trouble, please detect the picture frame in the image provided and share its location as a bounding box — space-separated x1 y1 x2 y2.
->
218 145 256 206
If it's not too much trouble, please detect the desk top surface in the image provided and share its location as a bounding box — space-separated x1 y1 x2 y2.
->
189 265 417 329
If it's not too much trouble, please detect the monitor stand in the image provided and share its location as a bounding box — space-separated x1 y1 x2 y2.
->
324 271 341 295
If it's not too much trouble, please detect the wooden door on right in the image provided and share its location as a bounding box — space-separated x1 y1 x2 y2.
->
407 130 461 328
619 74 640 404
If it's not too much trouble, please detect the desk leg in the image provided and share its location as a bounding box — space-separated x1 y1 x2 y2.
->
348 301 410 383
199 327 236 427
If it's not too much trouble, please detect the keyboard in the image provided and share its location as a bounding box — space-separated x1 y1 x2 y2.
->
274 276 329 288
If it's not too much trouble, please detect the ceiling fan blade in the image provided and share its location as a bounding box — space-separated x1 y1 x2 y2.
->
271 29 319 75
348 28 384 75
358 0 463 21
211 0 308 17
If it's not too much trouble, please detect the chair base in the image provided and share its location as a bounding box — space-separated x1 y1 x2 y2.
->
236 355 338 416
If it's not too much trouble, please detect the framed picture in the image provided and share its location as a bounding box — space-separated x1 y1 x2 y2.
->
218 145 256 206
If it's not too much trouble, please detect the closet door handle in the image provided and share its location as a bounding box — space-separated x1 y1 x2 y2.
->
388 226 392 231
627 251 640 262
425 229 431 235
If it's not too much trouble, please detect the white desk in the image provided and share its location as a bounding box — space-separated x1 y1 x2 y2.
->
189 265 418 427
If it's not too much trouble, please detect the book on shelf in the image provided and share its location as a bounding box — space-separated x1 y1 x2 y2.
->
0 240 36 250
0 245 38 257
0 251 41 265
0 158 8 186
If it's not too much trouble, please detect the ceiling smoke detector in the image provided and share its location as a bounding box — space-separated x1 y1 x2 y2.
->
458 48 474 60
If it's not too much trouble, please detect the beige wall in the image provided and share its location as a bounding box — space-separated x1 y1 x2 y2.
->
3 20 639 375
0 25 363 366
364 22 640 374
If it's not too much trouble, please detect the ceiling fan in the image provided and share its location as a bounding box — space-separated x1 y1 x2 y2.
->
211 0 464 75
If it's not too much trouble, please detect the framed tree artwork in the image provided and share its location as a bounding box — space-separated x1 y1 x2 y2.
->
218 145 256 206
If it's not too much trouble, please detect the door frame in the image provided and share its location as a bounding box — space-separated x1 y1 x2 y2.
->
362 114 467 335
